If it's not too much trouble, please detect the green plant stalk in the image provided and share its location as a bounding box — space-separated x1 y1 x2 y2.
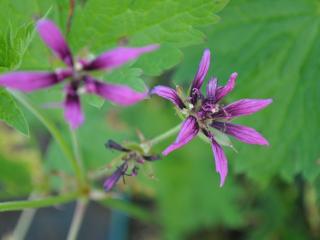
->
0 192 80 212
11 91 86 186
70 129 87 185
148 124 181 147
66 199 88 240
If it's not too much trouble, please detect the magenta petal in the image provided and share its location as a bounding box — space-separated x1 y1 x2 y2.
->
215 72 237 102
162 116 199 156
216 98 272 118
212 122 269 145
190 49 211 92
64 93 84 129
104 162 128 191
206 78 217 100
211 139 228 187
85 77 147 106
37 19 73 66
0 71 69 92
150 85 185 109
84 45 159 71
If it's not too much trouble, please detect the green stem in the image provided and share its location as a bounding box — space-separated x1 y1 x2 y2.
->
11 91 84 185
0 192 80 212
70 129 86 185
148 124 181 146
66 199 88 240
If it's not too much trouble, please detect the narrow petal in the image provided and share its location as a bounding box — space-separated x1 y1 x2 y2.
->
64 92 84 129
0 70 70 92
162 116 199 156
85 77 147 105
215 72 237 102
84 45 159 71
104 162 128 191
215 99 272 119
212 122 269 145
105 140 130 152
37 19 73 66
206 78 217 100
211 139 228 187
190 49 211 92
150 85 185 109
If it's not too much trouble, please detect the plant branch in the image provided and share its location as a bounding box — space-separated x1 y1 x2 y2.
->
66 199 88 240
11 191 38 240
70 128 87 185
0 192 80 212
66 0 76 34
147 124 181 147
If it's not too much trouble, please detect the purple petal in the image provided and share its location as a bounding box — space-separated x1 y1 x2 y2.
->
206 78 217 100
215 99 272 119
215 72 238 102
0 70 70 92
64 92 84 129
190 49 211 92
150 85 185 109
105 140 130 152
36 19 73 66
162 116 199 156
104 162 128 191
85 77 147 105
84 45 159 71
211 139 228 187
212 122 269 145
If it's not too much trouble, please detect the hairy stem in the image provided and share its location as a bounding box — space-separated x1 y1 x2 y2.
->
66 199 88 240
0 192 80 212
11 91 85 186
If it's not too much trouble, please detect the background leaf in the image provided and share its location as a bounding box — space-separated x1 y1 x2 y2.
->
0 89 29 135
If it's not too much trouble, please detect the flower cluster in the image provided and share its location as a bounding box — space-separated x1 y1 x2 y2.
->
0 18 272 191
0 19 158 128
103 140 160 191
151 49 272 186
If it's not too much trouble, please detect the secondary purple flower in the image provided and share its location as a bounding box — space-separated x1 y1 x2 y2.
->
103 140 160 191
151 49 272 187
0 19 158 128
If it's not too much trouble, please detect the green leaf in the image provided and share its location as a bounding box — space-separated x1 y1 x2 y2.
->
0 89 29 135
133 44 183 76
69 0 229 77
174 0 320 185
0 23 34 71
106 66 145 92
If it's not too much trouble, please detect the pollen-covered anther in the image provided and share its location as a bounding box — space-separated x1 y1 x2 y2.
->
187 103 194 110
74 61 83 72
211 104 220 113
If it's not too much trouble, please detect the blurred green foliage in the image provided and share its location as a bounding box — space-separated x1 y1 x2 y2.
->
0 0 320 240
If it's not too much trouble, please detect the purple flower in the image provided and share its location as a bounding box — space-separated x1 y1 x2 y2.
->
151 49 272 187
0 19 158 128
103 140 160 191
